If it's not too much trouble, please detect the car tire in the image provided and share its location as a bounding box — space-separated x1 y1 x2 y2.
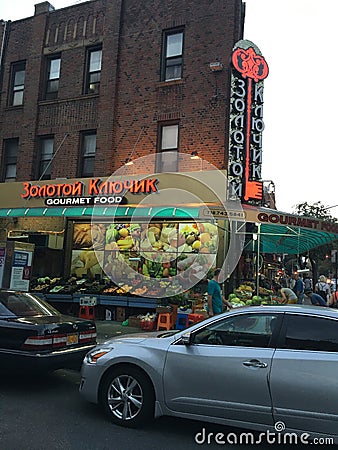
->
99 365 155 428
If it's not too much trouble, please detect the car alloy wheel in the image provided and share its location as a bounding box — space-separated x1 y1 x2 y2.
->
100 366 154 427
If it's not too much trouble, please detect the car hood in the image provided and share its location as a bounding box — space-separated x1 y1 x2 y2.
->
102 330 178 345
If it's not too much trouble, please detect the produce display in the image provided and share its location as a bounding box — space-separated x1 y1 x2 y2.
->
228 283 279 307
69 221 218 294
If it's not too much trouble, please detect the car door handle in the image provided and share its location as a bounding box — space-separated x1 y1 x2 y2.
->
242 359 268 369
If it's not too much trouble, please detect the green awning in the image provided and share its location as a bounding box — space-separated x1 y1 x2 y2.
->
252 223 338 255
0 206 200 219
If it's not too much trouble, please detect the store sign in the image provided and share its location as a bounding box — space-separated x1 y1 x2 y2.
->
20 177 159 206
257 211 338 234
227 40 269 204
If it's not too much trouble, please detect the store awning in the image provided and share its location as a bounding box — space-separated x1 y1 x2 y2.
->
241 205 338 255
1 204 337 255
258 223 337 254
0 206 201 219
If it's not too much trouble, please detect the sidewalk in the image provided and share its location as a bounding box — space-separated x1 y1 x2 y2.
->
95 320 143 342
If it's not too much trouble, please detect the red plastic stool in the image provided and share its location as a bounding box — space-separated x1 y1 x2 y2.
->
157 313 173 331
79 306 95 320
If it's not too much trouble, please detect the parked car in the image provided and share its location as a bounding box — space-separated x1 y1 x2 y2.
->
80 305 338 442
0 290 96 372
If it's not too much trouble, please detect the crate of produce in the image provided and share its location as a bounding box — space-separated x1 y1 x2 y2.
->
140 319 155 331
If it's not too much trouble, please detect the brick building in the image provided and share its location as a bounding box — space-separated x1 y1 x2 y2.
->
0 0 245 183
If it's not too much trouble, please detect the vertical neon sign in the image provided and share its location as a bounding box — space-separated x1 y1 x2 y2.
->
227 41 269 203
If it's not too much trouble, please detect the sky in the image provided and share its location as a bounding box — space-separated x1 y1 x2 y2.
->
1 0 337 217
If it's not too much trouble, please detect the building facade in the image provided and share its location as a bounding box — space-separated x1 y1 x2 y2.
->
0 0 245 183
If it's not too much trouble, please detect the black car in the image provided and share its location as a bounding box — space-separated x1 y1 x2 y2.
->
0 290 96 373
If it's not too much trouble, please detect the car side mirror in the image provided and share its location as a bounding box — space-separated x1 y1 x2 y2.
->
181 332 192 345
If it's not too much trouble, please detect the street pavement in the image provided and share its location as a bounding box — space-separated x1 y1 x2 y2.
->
95 319 145 342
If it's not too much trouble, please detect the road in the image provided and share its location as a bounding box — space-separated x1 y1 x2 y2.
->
0 369 255 450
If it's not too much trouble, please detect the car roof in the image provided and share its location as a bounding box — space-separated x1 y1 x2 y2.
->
227 305 338 318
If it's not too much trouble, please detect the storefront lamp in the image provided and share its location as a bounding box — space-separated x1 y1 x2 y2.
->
190 151 200 159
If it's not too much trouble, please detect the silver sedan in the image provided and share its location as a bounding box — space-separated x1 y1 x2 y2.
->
79 305 338 442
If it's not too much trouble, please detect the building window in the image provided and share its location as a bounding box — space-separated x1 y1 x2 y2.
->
2 139 18 182
156 124 179 172
80 132 96 177
38 137 54 180
85 47 102 94
45 56 61 100
162 30 184 81
10 62 26 106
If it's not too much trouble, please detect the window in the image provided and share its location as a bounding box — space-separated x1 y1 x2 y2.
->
156 124 179 172
85 47 102 94
281 315 338 352
38 137 54 179
80 132 96 177
45 56 61 100
10 61 26 106
2 138 18 182
192 313 279 348
162 30 184 81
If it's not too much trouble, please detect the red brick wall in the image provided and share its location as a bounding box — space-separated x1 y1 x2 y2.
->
0 0 244 181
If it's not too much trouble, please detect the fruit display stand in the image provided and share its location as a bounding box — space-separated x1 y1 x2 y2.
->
228 283 277 308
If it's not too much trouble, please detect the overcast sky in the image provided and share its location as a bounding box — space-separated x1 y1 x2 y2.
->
1 0 337 217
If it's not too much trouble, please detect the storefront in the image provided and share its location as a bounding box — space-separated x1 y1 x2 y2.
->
1 173 337 319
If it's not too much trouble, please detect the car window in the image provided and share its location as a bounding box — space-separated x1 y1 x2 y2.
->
0 291 59 317
191 313 279 348
280 315 338 352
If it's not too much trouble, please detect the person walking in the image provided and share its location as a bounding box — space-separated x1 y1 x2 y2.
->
293 273 304 304
207 268 232 317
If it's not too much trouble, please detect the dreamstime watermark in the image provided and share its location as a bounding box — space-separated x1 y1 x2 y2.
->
91 152 246 296
194 422 335 446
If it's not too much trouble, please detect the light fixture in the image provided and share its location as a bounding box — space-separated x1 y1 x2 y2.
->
125 158 133 166
209 62 223 72
190 151 200 160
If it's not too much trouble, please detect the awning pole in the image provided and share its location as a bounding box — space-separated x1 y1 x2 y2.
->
256 223 261 297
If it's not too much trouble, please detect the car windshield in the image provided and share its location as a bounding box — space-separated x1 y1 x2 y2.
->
0 291 61 317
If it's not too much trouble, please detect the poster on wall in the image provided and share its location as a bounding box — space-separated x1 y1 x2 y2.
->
9 249 34 292
70 221 219 293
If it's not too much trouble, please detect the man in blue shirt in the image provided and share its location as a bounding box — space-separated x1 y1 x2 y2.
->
304 289 327 307
293 273 304 304
207 268 232 316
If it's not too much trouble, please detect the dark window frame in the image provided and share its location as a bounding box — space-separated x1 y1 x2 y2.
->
79 131 97 177
37 136 54 180
156 122 179 173
9 61 26 106
84 46 102 94
2 138 19 182
161 29 184 82
45 55 61 100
